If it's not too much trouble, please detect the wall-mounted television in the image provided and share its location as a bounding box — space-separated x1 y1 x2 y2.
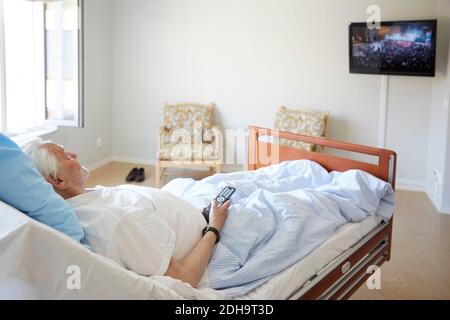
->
349 20 437 77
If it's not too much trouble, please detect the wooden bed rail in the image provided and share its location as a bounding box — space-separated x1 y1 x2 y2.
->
247 126 397 189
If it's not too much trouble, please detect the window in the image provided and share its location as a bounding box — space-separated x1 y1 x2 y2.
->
0 0 84 136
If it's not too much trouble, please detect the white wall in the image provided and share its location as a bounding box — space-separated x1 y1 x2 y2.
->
111 0 438 186
43 0 113 170
427 0 450 212
440 0 450 213
39 0 450 212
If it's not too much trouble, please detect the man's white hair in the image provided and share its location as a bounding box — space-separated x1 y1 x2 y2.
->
23 137 58 179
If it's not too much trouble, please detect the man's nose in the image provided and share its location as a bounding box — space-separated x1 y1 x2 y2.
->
68 152 78 159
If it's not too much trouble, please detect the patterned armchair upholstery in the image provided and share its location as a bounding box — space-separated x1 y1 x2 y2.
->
155 103 223 187
274 106 329 152
157 103 221 161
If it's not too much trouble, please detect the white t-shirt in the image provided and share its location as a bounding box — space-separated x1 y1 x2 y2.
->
68 185 208 277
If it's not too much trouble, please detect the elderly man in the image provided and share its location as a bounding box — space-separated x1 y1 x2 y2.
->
27 141 230 288
26 139 396 298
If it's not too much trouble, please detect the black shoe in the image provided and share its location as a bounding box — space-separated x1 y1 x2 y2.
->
126 167 139 182
135 168 146 183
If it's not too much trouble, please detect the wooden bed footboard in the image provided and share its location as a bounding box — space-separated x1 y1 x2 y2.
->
246 126 397 300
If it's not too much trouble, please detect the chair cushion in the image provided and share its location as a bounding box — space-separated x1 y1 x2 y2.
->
167 126 206 145
274 107 328 151
157 142 219 161
0 134 85 243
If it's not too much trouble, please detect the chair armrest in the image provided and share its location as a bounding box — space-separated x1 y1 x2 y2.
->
159 125 168 135
160 127 191 146
158 125 171 149
203 125 222 143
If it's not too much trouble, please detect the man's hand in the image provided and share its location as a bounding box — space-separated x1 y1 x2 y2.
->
209 199 231 231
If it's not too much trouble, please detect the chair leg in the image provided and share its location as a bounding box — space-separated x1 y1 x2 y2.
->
155 161 161 188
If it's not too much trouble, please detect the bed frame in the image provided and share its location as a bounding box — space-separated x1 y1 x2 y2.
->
247 126 397 300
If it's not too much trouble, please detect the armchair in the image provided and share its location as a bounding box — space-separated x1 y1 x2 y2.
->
155 103 223 187
274 106 329 152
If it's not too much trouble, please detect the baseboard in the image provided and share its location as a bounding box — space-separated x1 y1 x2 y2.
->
396 178 426 192
397 179 450 214
109 156 243 173
425 184 438 208
87 157 113 172
110 156 157 166
90 162 431 190
424 183 450 215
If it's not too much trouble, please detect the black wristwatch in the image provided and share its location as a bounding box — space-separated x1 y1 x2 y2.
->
202 226 220 244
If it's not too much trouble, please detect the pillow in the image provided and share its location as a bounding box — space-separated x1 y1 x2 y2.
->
0 133 85 243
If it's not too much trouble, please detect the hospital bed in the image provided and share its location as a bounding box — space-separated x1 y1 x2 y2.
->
0 126 396 300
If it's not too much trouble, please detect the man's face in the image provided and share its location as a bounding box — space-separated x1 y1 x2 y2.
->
42 143 89 191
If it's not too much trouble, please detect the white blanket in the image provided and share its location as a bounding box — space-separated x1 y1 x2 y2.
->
163 160 395 297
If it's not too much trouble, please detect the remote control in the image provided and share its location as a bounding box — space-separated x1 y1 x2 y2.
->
202 186 236 218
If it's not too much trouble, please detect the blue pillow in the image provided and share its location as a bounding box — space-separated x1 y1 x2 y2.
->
0 133 85 243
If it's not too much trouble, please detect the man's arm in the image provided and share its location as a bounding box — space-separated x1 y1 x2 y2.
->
165 200 230 288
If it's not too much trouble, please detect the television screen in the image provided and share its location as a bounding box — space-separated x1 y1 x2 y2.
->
349 20 437 77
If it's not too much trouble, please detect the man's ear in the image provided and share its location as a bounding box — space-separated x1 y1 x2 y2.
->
46 175 67 191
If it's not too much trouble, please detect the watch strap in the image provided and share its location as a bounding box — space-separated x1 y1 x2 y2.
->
202 226 220 244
